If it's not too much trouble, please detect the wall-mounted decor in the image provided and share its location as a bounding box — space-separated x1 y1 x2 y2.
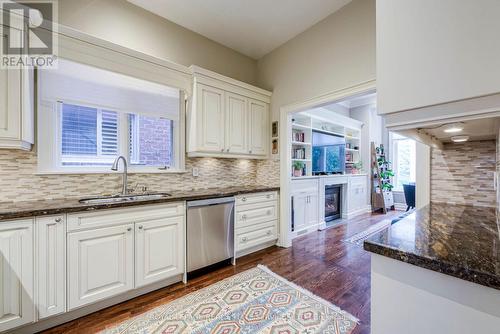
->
272 121 279 138
272 139 278 154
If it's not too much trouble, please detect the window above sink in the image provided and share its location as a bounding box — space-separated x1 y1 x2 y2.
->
37 58 185 174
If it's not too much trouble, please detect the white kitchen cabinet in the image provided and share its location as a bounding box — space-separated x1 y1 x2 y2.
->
248 99 269 156
67 224 135 310
188 66 271 159
0 64 34 151
235 191 279 255
225 92 248 154
196 83 225 153
0 219 34 332
37 215 66 319
135 216 184 288
377 0 500 127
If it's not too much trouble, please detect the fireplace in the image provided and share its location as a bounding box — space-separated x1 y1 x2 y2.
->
325 185 342 221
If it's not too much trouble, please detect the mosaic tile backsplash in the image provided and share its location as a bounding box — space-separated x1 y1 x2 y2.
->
0 149 280 202
431 140 496 207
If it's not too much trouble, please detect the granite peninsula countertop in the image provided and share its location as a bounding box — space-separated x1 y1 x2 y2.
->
364 203 500 290
0 186 280 221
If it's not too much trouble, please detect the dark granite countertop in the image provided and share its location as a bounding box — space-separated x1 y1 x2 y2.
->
0 186 279 221
364 203 500 290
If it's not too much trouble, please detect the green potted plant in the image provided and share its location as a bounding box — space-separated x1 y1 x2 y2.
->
352 161 363 174
292 161 305 177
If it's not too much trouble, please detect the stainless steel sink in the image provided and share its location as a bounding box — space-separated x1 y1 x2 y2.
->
79 193 171 205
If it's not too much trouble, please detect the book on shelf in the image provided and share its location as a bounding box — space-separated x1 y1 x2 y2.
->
292 148 306 159
292 131 305 142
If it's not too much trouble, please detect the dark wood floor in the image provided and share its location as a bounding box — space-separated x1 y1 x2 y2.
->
42 210 400 334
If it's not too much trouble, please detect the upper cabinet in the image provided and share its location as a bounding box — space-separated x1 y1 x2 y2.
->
377 0 500 127
0 66 34 150
188 66 271 159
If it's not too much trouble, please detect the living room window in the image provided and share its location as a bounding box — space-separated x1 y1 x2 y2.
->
38 58 183 173
391 133 416 191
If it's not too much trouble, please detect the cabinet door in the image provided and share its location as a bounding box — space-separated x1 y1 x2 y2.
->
135 216 184 288
0 66 21 140
196 83 225 152
37 215 65 319
306 193 319 228
67 224 134 310
225 92 248 154
292 193 308 232
248 99 269 156
0 219 34 332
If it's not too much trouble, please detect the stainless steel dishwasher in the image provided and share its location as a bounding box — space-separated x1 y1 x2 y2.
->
186 197 234 273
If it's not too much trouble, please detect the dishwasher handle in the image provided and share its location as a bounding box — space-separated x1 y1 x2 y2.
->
187 196 235 208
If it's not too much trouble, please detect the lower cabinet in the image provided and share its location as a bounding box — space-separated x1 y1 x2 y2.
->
291 179 319 233
135 216 184 288
67 224 135 310
0 219 34 332
37 215 66 319
67 203 185 310
235 192 279 254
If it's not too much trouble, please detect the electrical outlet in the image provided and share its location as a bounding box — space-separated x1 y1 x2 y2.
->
192 167 199 177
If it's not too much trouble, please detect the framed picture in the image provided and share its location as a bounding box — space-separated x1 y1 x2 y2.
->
272 121 278 138
272 139 278 154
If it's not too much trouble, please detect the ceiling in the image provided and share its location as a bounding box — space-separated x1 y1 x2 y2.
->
127 0 352 59
421 118 499 143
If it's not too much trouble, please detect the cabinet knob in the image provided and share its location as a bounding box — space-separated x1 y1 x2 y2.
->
266 194 271 199
55 217 62 223
266 230 272 235
127 227 132 232
138 225 143 230
226 149 230 152
221 148 224 152
241 197 247 202
266 210 271 215
242 237 248 242
249 150 253 154
242 214 247 220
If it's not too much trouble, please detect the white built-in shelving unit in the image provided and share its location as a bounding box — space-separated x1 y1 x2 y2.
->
290 112 363 178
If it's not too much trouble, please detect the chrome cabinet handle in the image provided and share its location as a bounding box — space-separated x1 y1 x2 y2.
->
138 225 143 230
241 197 247 202
266 194 271 199
55 217 62 223
127 227 132 232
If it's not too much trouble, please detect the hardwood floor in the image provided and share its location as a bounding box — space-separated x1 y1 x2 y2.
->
42 210 401 334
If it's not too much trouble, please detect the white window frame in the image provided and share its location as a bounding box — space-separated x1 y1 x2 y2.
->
390 132 416 192
36 30 190 175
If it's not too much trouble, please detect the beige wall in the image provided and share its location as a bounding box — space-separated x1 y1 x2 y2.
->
257 0 376 121
58 0 258 85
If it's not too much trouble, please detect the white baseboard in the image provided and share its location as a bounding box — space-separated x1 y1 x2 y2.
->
235 239 278 258
345 205 372 219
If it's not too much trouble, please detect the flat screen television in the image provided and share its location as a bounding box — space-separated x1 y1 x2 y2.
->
312 130 346 174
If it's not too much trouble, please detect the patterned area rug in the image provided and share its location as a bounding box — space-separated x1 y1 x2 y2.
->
343 220 392 245
102 265 358 334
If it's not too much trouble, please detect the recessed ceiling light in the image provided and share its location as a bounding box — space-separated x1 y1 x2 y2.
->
451 135 469 143
443 122 464 133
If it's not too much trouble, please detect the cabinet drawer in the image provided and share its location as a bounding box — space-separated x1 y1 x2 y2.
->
235 220 277 251
235 201 277 228
67 202 185 232
235 191 278 206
